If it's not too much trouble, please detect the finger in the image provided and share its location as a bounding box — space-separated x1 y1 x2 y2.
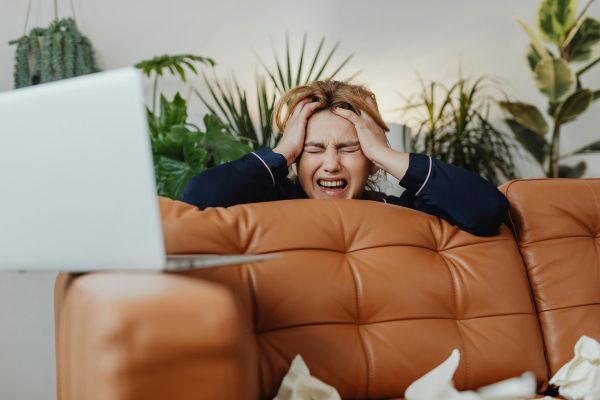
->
291 98 312 117
332 106 363 126
300 100 321 118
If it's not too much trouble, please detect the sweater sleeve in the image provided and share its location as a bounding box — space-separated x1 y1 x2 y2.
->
180 148 289 209
388 153 508 237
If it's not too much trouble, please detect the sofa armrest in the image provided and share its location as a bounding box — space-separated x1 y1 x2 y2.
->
55 272 244 400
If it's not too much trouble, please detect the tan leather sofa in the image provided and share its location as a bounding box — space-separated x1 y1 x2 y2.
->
54 179 600 399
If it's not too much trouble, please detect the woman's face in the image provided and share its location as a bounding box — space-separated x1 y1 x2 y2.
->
297 110 372 199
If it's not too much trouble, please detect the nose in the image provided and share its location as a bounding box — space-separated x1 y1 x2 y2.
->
322 149 341 172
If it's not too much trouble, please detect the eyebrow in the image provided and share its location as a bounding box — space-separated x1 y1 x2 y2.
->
304 140 360 149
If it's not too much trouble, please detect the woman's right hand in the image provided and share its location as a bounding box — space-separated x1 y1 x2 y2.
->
273 99 321 166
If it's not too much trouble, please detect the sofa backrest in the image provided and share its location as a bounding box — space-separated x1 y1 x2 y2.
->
160 197 548 399
501 179 600 376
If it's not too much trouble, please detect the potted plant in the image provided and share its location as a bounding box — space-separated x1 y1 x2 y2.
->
196 34 356 150
10 17 100 88
135 54 252 199
500 0 600 177
402 75 518 185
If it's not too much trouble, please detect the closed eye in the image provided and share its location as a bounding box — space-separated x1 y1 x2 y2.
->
305 148 324 154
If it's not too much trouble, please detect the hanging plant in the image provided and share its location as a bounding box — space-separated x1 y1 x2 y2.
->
9 17 100 88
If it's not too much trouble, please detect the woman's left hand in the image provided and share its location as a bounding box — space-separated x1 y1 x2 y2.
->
331 99 391 171
332 99 410 181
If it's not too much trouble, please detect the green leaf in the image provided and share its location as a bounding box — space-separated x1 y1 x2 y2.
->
134 54 215 80
155 155 199 199
526 45 544 71
203 113 251 164
593 89 600 100
565 17 600 61
405 75 519 184
499 101 549 135
538 0 578 45
534 58 576 102
295 34 307 86
505 118 549 164
518 19 552 61
559 160 586 177
158 93 188 130
554 88 593 123
182 132 208 169
259 35 355 94
572 139 600 154
202 34 353 150
152 126 188 160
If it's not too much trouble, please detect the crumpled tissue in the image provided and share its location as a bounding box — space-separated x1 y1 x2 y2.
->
549 335 600 400
405 349 538 400
273 355 341 400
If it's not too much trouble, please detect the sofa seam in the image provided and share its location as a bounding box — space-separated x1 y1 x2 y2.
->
503 179 552 385
538 301 600 313
582 181 600 293
334 201 371 396
439 255 470 387
252 312 537 335
263 239 515 256
246 265 263 397
521 234 600 246
348 259 372 398
582 181 600 233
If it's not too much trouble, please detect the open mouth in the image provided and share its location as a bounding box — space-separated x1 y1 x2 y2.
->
317 179 348 190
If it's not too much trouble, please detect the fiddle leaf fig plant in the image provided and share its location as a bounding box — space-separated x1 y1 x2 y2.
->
501 0 600 178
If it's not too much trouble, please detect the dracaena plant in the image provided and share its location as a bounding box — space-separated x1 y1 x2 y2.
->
500 0 600 178
403 76 518 186
195 34 356 150
135 54 251 199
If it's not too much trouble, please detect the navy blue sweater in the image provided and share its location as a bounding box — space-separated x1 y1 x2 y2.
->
181 148 508 236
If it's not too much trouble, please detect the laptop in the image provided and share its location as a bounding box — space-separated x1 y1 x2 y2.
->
0 68 278 272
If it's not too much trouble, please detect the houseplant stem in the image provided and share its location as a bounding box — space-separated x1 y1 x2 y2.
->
548 122 562 177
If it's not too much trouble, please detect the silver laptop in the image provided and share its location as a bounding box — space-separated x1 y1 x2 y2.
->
0 68 278 272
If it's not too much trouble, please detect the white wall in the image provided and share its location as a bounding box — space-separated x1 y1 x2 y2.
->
0 1 599 398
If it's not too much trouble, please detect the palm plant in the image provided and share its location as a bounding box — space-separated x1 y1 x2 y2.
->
403 76 518 185
500 0 600 177
196 34 356 150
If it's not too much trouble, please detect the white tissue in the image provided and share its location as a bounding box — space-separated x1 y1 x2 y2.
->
405 349 537 400
550 335 600 400
273 355 341 400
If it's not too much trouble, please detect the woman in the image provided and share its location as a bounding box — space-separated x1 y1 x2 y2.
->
181 80 508 236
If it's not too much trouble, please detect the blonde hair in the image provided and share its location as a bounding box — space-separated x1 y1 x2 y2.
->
272 80 389 197
272 80 389 133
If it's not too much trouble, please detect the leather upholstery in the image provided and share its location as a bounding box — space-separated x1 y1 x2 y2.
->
500 179 600 376
55 178 600 399
161 197 547 399
54 272 244 400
